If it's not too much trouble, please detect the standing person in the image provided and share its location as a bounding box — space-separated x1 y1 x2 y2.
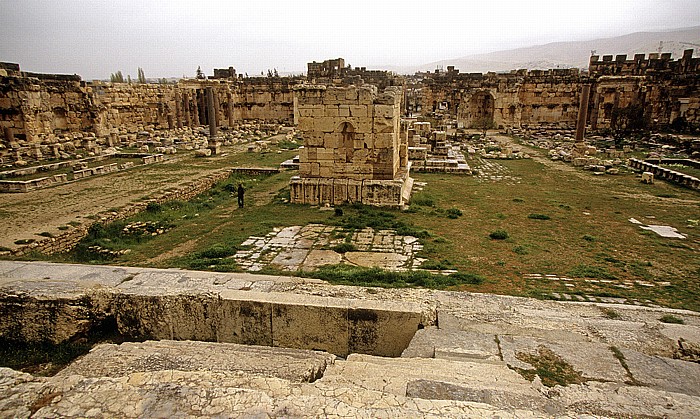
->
237 184 245 208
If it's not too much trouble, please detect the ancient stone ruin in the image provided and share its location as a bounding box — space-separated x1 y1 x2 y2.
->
289 84 413 207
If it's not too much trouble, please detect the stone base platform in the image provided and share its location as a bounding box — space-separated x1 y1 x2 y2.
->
289 165 413 208
1 261 700 417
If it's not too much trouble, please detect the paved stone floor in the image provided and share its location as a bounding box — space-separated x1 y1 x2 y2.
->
234 224 424 272
471 157 522 184
524 272 671 305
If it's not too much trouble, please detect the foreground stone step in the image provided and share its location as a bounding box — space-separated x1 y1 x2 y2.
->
57 340 335 383
0 366 545 418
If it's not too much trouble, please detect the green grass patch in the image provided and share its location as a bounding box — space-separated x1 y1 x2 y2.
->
528 213 551 220
305 264 484 289
512 346 586 387
568 264 617 280
659 314 684 324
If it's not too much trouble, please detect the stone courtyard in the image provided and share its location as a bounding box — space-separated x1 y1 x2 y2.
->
234 224 424 272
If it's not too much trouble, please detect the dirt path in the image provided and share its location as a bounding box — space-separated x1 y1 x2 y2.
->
0 143 252 250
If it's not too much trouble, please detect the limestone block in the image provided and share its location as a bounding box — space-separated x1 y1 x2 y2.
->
217 299 273 346
315 117 338 133
373 105 396 119
303 178 320 205
318 178 334 204
289 176 304 203
297 117 314 132
348 179 362 203
350 105 368 118
298 163 311 176
310 162 320 177
271 296 349 356
348 300 423 357
345 87 359 101
305 133 324 147
324 106 339 117
338 106 350 117
332 178 349 205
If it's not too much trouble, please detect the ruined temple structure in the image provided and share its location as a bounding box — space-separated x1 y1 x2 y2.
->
0 64 298 152
419 49 700 132
307 58 402 90
2 50 698 168
289 85 413 207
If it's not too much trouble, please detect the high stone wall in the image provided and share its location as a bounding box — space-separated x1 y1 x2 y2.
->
422 49 700 131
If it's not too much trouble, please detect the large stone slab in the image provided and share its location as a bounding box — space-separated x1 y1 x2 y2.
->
622 348 700 396
498 335 629 383
57 340 335 382
402 326 502 363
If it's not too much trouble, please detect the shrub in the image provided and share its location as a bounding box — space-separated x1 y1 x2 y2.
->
512 198 525 203
197 244 237 259
334 208 344 216
146 202 162 213
601 308 620 319
528 213 551 220
37 232 54 238
582 235 596 242
446 208 463 219
659 314 684 324
489 230 509 240
448 272 485 285
513 245 528 255
14 239 35 245
331 243 356 253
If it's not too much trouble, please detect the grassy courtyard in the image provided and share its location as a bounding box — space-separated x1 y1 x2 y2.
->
14 140 700 311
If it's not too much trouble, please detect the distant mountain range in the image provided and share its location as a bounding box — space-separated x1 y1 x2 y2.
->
397 26 700 75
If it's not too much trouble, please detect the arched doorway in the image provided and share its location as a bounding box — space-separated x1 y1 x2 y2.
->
338 122 355 163
470 91 495 123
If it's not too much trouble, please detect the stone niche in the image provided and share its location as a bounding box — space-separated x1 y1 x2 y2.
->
290 85 412 208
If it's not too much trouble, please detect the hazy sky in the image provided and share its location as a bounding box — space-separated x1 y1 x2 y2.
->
1 0 699 79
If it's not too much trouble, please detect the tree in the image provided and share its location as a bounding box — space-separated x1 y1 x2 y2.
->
110 71 124 83
273 68 279 77
196 66 204 79
127 74 132 84
472 116 496 137
137 67 146 84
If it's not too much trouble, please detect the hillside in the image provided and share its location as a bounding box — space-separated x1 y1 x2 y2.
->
408 26 700 74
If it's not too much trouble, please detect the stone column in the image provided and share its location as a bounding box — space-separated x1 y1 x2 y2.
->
227 92 234 126
183 93 191 127
206 87 217 138
174 94 183 128
206 87 220 155
196 90 205 126
575 84 591 143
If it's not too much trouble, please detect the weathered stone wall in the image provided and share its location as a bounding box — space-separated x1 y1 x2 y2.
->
422 49 700 131
423 69 588 129
0 67 299 160
0 75 94 144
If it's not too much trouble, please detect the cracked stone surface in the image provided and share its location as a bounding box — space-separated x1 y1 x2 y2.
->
1 260 700 417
